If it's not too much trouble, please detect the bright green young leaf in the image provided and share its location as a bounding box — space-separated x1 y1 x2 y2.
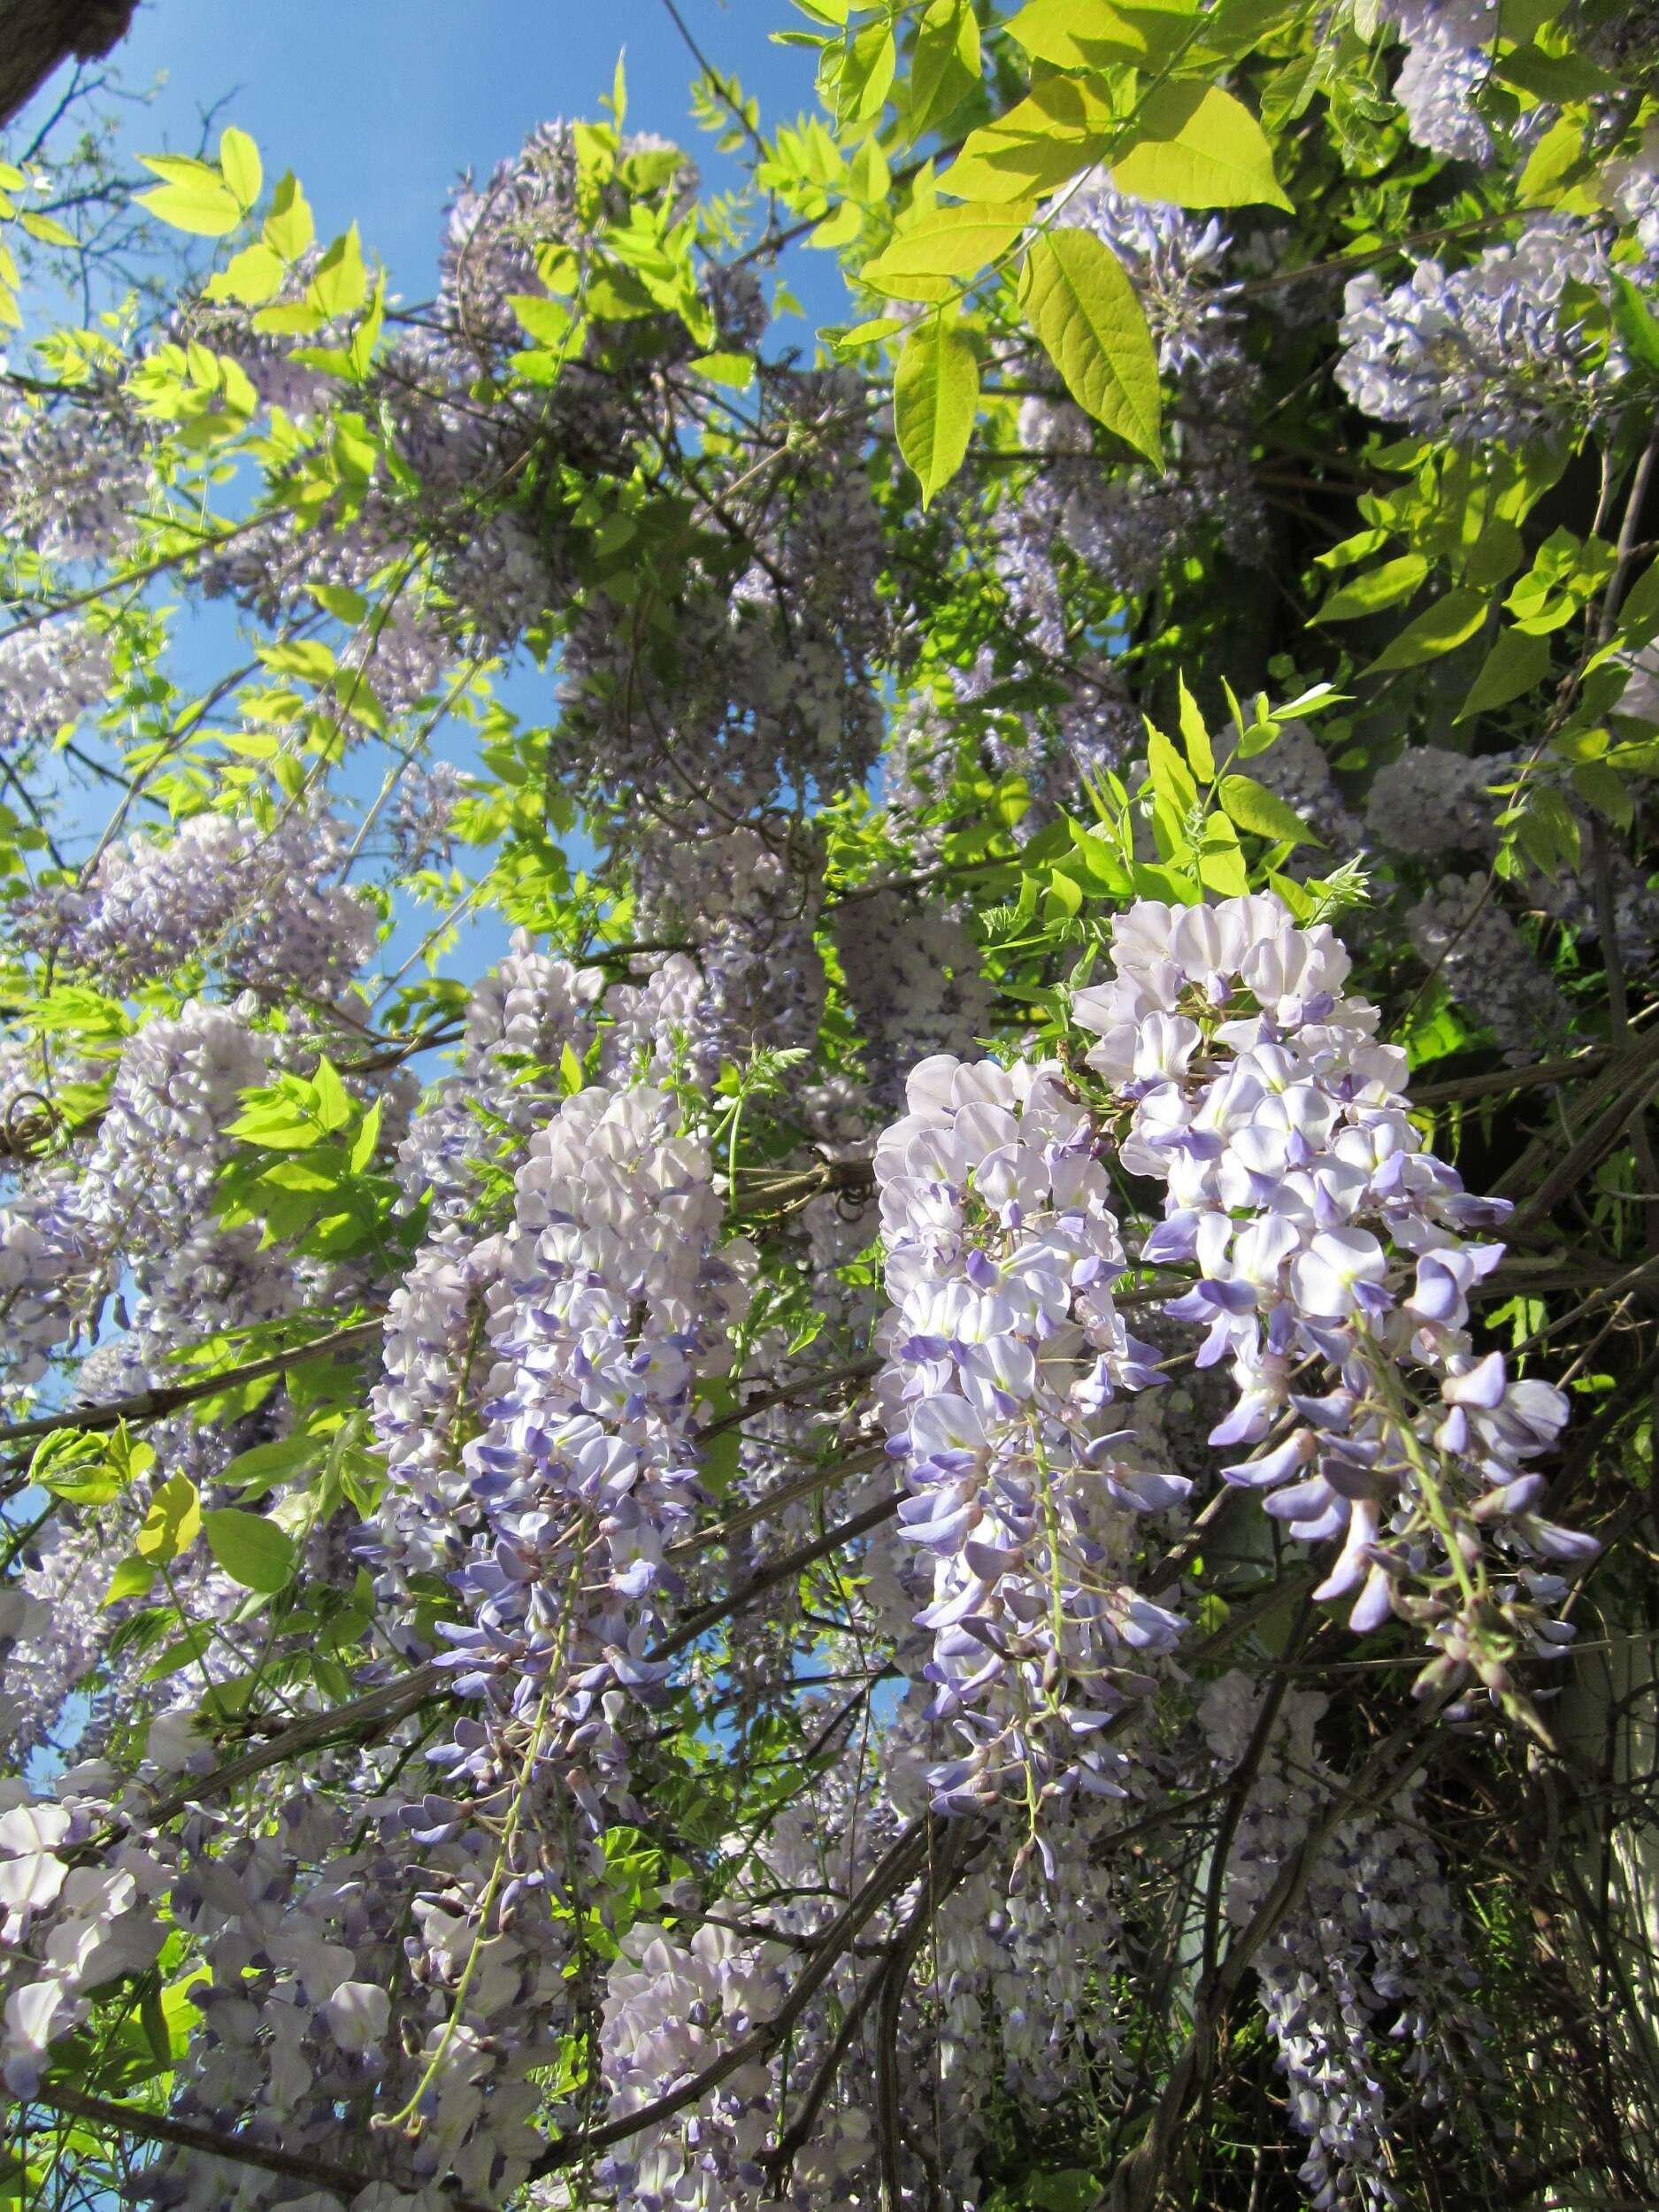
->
1177 674 1215 781
688 350 757 388
1571 758 1633 828
1018 229 1162 464
1112 82 1292 211
840 19 897 125
895 314 980 504
19 210 77 248
1612 276 1659 376
205 242 287 305
862 202 1036 299
264 172 315 259
104 1555 158 1608
349 1096 384 1171
1218 773 1319 845
1363 588 1487 673
203 1508 297 1594
1146 720 1197 813
311 1057 353 1133
310 226 367 319
1006 0 1200 67
136 181 244 237
1315 554 1429 622
219 127 264 211
941 79 1113 203
1197 813 1250 895
908 0 979 138
510 292 574 346
1457 627 1552 720
134 1476 202 1565
222 1433 326 1493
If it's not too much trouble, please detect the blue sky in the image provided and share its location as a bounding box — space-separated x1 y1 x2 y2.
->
12 1 849 987
103 0 826 304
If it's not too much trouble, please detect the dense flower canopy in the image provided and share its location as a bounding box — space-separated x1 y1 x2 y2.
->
2 4 1658 2210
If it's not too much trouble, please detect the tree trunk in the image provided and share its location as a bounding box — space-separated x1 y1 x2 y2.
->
0 0 138 130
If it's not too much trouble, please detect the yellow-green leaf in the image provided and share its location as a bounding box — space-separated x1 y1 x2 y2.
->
1006 0 1200 69
1177 672 1214 781
1018 228 1162 464
509 292 573 346
1112 82 1292 211
1571 758 1632 829
203 1508 296 1594
1217 773 1319 846
19 210 76 248
1363 588 1487 674
264 172 315 260
310 226 367 318
219 127 263 211
863 201 1035 300
135 1475 202 1564
1315 554 1428 622
1456 627 1551 720
205 242 287 306
941 78 1112 204
688 350 757 388
136 181 244 237
895 313 980 505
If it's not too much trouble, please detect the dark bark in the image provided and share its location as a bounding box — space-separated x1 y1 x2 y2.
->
0 0 138 129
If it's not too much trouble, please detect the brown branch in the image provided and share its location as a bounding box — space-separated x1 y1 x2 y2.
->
23 2085 489 2212
652 1492 900 1663
0 1315 382 1458
530 1814 943 2177
1097 1695 1452 2212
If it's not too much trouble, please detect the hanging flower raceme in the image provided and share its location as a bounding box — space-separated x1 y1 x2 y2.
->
443 1079 753 1821
873 1052 1183 1820
1071 893 1588 1694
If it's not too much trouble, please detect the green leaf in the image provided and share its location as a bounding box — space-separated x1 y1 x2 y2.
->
1177 673 1214 781
687 350 757 388
349 1097 383 1171
895 313 980 504
908 0 979 137
134 1476 202 1565
104 1555 159 1608
941 78 1112 203
205 241 287 305
310 226 367 318
1363 588 1487 673
1612 276 1659 377
136 181 244 237
311 1058 353 1133
222 1433 326 1494
1495 42 1617 102
1571 759 1633 829
264 172 315 260
1018 229 1161 464
863 202 1035 300
1457 627 1552 720
1197 813 1249 895
1146 720 1197 812
19 210 77 248
1315 554 1428 621
203 1508 297 1594
509 292 573 346
1006 0 1198 68
219 127 264 211
1217 773 1319 845
1111 82 1292 211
